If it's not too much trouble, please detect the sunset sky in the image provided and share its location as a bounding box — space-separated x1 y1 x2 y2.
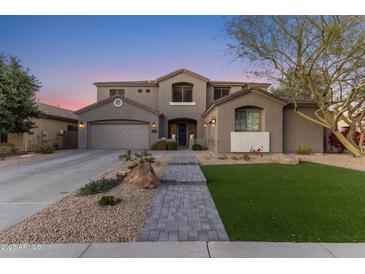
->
0 16 256 110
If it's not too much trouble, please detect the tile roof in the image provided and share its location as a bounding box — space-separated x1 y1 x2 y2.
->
74 95 162 116
37 102 79 121
202 88 317 118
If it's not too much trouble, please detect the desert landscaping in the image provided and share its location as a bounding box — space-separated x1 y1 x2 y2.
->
0 150 167 244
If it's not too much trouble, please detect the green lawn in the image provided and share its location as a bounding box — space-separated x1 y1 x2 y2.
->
202 162 365 242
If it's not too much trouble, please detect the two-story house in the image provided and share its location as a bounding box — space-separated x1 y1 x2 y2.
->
75 68 324 153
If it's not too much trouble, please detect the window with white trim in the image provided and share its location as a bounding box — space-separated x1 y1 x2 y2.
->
172 83 193 102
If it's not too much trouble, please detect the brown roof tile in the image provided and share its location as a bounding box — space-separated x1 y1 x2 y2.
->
37 102 78 121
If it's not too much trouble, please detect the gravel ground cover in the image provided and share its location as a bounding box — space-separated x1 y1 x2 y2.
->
297 154 365 172
0 154 170 244
0 183 157 244
197 153 296 165
0 151 66 168
198 153 365 172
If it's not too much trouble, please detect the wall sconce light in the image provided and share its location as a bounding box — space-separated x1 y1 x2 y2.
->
79 122 85 129
203 122 208 128
151 122 157 129
208 118 216 127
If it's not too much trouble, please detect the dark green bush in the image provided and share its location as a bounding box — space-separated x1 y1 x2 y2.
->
296 146 313 155
0 143 16 155
119 149 132 162
128 162 139 170
151 140 167 150
77 177 121 196
98 196 122 206
167 141 178 150
200 145 208 150
39 145 55 154
192 144 201 150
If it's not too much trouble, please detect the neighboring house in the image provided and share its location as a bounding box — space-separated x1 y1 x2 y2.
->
0 103 79 152
76 68 324 153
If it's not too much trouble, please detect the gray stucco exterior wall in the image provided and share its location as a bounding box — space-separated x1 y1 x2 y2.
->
77 99 159 149
209 90 285 153
158 73 207 142
283 106 324 153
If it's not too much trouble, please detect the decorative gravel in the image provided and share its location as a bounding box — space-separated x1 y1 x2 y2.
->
297 153 365 172
0 151 65 168
0 153 170 244
198 153 365 172
0 183 157 244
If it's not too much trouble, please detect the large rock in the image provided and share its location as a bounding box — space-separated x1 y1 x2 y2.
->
270 154 300 165
124 163 160 189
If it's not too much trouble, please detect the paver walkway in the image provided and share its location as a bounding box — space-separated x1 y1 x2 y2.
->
137 156 228 242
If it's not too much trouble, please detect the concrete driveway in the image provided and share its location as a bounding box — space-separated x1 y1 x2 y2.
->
0 149 123 232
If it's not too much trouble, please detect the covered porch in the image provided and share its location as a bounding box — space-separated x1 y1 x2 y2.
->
168 118 197 148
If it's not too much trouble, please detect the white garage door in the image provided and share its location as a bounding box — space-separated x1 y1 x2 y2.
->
91 123 149 149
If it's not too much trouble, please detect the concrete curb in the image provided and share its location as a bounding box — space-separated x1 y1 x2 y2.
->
2 241 365 258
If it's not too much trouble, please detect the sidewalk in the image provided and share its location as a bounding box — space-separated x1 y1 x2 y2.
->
2 241 365 258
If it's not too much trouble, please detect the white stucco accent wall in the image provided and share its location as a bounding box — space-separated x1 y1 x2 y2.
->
230 132 270 152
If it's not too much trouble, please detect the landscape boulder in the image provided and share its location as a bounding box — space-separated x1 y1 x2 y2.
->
270 154 300 165
124 163 160 189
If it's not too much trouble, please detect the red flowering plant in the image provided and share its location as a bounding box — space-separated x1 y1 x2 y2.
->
328 129 365 153
250 146 264 157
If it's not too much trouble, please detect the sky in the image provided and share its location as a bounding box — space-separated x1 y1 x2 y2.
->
0 16 256 110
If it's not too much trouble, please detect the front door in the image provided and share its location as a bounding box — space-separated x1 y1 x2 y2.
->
178 123 187 146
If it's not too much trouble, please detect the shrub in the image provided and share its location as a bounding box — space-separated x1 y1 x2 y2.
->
77 177 121 196
151 140 167 150
243 153 250 161
128 162 139 170
231 155 240 160
192 144 201 150
328 129 365 153
40 145 55 154
296 146 313 155
119 149 132 162
0 143 17 155
167 141 178 150
200 145 208 150
98 196 121 206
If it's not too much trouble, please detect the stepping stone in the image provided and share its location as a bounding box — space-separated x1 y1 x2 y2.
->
161 165 207 184
169 156 200 165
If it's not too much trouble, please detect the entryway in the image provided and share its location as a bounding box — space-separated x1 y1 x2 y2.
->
168 118 197 148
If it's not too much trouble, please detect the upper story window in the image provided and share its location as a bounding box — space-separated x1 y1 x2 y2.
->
235 107 261 131
109 89 125 97
146 89 150 93
138 89 143 93
0 134 8 143
172 83 193 102
214 87 230 100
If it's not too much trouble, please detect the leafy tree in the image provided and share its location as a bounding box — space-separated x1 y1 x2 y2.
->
225 16 365 157
0 54 41 135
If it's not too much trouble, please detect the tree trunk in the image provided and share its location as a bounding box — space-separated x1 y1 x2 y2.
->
332 131 363 157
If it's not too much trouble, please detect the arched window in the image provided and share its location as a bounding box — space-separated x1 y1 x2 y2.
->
235 107 262 131
172 82 193 102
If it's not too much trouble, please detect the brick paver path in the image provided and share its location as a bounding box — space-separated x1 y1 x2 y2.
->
137 156 228 242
